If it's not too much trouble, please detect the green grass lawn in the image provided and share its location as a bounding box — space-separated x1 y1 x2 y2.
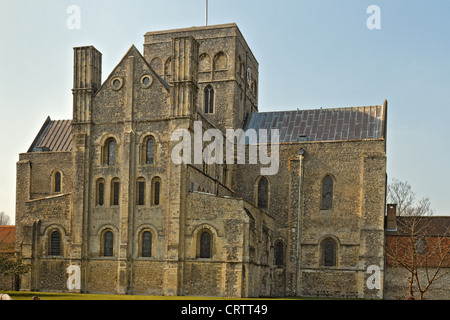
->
3 291 228 300
5 291 302 300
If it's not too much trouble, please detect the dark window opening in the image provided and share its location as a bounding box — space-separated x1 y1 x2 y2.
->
153 179 161 206
323 239 336 267
138 181 145 206
112 181 120 206
98 182 104 206
200 231 211 258
104 231 114 257
257 177 268 210
204 85 214 114
50 231 61 256
275 241 284 266
54 172 61 193
142 231 152 258
321 175 333 210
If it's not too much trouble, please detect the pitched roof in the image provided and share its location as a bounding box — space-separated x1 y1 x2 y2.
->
0 226 15 253
387 216 450 236
245 104 386 143
28 117 72 152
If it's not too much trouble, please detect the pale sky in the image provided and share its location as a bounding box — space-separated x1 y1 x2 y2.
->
1 0 449 223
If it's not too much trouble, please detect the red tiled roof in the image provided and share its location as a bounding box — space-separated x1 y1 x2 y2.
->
246 104 386 143
0 226 15 253
28 117 72 152
387 216 450 236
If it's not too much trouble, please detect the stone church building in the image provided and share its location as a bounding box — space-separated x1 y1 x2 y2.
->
15 23 387 298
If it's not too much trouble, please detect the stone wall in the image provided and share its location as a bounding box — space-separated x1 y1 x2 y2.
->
385 267 450 300
235 139 386 298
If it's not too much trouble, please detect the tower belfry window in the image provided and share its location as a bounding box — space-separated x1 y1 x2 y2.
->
204 85 214 114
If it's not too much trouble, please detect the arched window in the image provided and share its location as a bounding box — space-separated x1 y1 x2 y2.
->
204 85 214 114
141 231 152 258
214 52 228 70
152 177 161 206
199 53 211 72
321 238 337 267
257 176 269 210
104 138 116 166
50 230 61 256
54 171 61 193
137 178 146 206
274 241 284 266
96 178 105 206
199 231 212 258
103 231 114 257
321 175 334 210
146 137 155 164
111 178 120 206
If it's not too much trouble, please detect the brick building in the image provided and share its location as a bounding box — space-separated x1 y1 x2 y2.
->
15 23 387 298
384 212 450 300
0 226 17 290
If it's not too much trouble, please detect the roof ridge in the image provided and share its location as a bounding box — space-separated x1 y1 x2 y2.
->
256 104 383 114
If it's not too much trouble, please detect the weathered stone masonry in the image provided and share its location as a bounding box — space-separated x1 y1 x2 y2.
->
15 23 387 298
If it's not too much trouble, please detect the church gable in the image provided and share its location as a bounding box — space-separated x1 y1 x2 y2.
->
92 45 170 124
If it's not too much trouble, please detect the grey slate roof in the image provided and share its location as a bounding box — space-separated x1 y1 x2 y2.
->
28 117 72 152
245 104 386 143
27 104 386 153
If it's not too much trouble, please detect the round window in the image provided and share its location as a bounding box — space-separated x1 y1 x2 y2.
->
110 77 123 91
140 75 153 88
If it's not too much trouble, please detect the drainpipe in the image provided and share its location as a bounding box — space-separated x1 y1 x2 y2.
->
296 148 305 296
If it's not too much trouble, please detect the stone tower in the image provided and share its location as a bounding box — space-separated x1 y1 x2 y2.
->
143 23 259 132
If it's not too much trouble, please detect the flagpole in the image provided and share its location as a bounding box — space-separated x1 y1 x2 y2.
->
205 0 208 26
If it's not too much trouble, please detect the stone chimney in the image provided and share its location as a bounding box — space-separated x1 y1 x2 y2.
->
386 204 397 231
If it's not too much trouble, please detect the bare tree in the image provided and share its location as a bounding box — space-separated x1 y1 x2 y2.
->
0 212 11 226
386 178 450 300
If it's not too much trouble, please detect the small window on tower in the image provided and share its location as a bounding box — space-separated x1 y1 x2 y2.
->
204 85 214 114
